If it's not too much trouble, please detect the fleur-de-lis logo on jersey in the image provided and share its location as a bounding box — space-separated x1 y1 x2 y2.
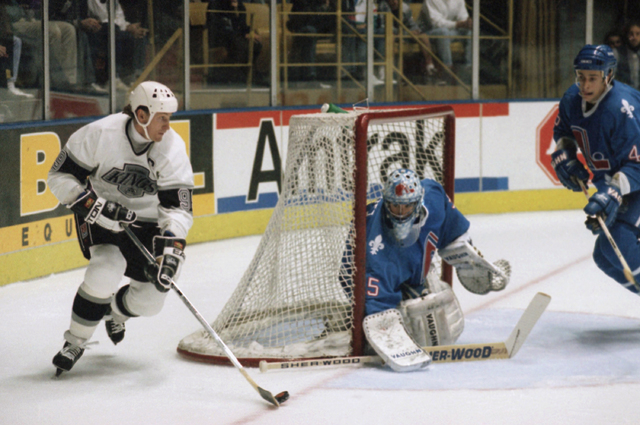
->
621 99 635 118
369 234 385 255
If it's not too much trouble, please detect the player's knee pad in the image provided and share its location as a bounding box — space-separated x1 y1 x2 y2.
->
397 280 464 347
593 237 635 287
593 238 623 281
84 244 127 296
121 279 168 317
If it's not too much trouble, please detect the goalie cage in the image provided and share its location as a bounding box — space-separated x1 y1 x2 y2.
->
178 106 456 367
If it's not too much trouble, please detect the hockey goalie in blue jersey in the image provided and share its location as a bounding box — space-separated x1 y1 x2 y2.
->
352 169 511 371
552 44 640 292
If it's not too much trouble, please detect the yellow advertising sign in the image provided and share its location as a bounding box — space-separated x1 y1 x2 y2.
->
20 132 61 216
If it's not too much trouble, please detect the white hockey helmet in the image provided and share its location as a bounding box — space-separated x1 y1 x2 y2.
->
129 81 178 139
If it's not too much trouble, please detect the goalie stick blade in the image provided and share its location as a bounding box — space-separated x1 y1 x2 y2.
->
504 292 551 358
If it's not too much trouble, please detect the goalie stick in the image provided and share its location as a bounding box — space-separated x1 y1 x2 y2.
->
258 292 551 372
120 224 289 408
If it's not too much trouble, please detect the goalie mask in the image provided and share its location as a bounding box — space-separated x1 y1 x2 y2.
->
128 81 178 140
382 169 427 248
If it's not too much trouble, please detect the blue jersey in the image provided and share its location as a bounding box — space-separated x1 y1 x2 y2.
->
364 179 470 315
554 81 640 193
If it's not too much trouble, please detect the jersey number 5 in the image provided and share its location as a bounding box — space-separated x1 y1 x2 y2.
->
367 277 380 297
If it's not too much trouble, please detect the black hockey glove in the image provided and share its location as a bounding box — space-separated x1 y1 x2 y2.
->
68 189 137 232
147 233 186 292
551 148 589 192
584 185 623 235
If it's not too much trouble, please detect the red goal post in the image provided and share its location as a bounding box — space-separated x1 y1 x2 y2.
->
178 106 456 366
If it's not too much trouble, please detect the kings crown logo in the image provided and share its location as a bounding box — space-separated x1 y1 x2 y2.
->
102 164 158 198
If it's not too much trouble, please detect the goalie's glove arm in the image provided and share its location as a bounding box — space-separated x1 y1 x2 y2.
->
145 232 187 292
438 233 511 295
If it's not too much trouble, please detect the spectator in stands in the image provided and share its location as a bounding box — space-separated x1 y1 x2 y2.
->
353 0 385 84
605 30 623 52
379 0 436 78
83 0 148 91
48 0 109 94
206 0 264 84
0 35 34 97
616 21 640 90
286 0 335 85
1 4 32 97
6 0 78 90
0 10 11 93
419 0 472 80
339 0 359 81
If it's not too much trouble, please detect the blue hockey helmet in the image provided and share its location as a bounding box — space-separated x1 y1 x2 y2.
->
381 169 427 247
573 44 617 80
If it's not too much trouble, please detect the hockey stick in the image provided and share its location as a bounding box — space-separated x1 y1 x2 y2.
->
120 224 289 407
259 292 551 372
577 180 639 289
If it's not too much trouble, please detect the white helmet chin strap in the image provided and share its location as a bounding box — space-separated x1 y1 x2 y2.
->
134 111 155 141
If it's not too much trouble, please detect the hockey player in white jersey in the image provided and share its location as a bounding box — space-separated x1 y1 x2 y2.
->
48 81 194 376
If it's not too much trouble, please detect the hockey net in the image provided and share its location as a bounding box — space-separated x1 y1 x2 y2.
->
178 106 455 366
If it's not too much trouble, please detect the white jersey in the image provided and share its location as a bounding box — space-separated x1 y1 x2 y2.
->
48 113 194 238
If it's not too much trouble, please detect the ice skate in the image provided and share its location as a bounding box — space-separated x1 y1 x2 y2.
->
52 341 86 377
104 310 126 345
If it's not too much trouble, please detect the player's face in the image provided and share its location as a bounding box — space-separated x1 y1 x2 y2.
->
576 70 607 102
146 113 173 142
628 25 640 49
386 202 416 220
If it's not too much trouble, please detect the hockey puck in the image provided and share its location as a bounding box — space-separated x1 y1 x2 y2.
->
275 391 290 404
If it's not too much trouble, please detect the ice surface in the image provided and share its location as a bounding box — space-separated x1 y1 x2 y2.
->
2 210 640 424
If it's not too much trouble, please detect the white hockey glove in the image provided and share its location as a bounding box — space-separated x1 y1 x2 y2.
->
438 235 511 295
146 234 186 292
398 277 464 347
68 189 137 232
363 309 431 372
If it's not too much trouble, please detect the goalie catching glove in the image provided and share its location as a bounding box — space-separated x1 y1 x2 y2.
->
145 234 186 292
438 234 511 295
68 188 137 232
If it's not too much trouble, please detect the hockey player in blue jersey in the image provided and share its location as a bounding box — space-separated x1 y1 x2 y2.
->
357 168 511 371
552 44 640 292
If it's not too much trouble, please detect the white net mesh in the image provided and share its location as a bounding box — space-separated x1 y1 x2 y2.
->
178 108 452 364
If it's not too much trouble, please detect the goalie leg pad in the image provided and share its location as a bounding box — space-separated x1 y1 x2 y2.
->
438 238 511 295
398 283 464 347
363 309 431 372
